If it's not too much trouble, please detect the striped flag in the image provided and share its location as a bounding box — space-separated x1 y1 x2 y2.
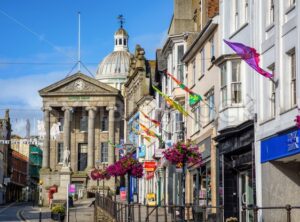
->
165 71 202 105
141 111 160 127
139 123 162 141
152 85 191 117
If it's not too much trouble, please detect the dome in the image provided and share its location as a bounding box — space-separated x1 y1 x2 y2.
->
96 50 131 79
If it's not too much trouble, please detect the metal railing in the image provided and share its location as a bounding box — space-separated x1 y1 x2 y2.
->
94 193 224 222
242 205 300 222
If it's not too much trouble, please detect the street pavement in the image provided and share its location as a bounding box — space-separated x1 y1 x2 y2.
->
20 198 94 222
0 202 29 222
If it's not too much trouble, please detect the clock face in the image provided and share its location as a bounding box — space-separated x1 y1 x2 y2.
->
74 80 84 90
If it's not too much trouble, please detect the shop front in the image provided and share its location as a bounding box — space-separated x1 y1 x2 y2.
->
260 128 300 221
215 120 255 222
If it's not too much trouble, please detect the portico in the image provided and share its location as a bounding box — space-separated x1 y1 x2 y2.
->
39 72 123 204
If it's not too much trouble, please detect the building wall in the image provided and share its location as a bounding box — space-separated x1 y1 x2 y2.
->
254 1 299 220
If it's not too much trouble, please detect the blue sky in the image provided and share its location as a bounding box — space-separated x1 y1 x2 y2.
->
0 0 173 136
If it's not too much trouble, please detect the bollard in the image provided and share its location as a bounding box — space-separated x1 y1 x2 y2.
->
138 204 141 222
286 204 291 222
156 206 159 222
39 207 42 222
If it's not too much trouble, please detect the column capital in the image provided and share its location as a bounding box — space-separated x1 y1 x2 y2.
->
85 106 97 112
62 106 73 112
42 106 52 112
106 106 117 111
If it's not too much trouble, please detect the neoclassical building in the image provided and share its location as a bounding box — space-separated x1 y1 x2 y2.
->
39 73 123 203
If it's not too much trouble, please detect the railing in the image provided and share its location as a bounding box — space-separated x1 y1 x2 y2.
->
94 193 224 222
242 205 300 222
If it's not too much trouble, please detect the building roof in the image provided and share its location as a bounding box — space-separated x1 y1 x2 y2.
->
96 50 131 80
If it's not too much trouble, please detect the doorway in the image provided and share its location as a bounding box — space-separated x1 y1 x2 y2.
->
239 170 254 222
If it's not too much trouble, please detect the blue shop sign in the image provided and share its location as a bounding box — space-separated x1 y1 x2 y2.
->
261 129 300 163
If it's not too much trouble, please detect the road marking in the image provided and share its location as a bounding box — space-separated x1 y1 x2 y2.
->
17 209 30 222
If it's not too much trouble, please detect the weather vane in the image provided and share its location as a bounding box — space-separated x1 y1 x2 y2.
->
117 14 125 28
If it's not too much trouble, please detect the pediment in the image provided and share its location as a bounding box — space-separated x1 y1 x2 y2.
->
39 72 120 96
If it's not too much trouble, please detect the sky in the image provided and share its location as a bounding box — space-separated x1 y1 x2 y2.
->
0 0 173 136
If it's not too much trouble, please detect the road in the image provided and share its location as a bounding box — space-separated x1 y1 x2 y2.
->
0 202 27 222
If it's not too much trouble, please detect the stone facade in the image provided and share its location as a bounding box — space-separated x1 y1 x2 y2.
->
39 72 123 205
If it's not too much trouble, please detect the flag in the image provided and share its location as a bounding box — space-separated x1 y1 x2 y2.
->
165 71 202 105
139 123 162 141
295 115 300 128
141 111 160 127
224 40 273 79
131 127 152 142
152 85 190 117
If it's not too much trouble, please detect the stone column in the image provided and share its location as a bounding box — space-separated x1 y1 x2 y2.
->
107 106 116 164
42 107 52 169
62 106 72 164
86 106 97 169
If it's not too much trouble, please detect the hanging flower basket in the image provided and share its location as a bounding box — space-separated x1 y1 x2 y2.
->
163 141 202 165
106 154 144 178
89 168 111 181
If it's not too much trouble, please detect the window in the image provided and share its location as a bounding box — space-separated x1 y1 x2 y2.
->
221 64 227 107
201 48 205 76
206 90 215 122
192 60 196 86
269 65 276 117
174 112 184 141
268 0 275 25
193 106 201 133
244 0 249 22
58 115 64 132
101 142 108 163
289 0 296 7
115 39 118 45
177 45 184 82
80 109 88 131
234 0 239 30
78 143 87 171
101 111 108 131
57 143 64 163
210 36 215 60
119 39 122 45
124 38 127 46
290 51 297 106
231 61 242 104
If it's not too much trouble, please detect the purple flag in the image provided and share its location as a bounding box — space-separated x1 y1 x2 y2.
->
224 40 273 79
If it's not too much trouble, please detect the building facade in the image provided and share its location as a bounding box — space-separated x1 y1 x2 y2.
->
0 110 11 204
254 0 300 221
182 0 219 215
39 72 123 205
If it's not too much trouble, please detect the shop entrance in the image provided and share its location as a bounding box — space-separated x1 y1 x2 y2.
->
238 170 254 222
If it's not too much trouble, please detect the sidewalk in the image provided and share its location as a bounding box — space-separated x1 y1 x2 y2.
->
20 199 94 222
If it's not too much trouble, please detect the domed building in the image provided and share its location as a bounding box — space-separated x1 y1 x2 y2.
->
96 26 131 91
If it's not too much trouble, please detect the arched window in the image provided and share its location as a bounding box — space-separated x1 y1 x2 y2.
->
124 39 127 46
119 38 122 45
116 39 118 45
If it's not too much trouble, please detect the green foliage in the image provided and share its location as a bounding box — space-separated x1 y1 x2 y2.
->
51 205 65 214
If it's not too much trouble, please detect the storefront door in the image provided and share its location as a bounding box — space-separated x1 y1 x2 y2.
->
239 171 254 222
